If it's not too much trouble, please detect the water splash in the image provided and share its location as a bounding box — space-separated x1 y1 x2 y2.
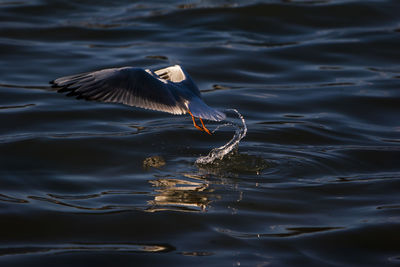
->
195 109 247 165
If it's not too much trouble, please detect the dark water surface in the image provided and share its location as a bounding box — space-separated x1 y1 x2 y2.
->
1 0 400 266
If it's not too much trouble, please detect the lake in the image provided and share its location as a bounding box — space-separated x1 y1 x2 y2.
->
1 0 400 266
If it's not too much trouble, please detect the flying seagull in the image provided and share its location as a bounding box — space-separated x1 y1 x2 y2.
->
50 65 225 134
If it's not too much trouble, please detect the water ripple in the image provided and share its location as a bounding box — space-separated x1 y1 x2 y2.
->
0 243 175 257
1 0 400 265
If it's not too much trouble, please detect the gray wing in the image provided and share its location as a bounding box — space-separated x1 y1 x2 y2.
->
50 67 187 115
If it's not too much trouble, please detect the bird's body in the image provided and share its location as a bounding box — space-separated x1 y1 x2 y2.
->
50 65 225 134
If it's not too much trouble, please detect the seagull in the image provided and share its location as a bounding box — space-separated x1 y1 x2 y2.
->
50 65 225 134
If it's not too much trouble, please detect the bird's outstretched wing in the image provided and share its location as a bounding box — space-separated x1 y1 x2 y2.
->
50 67 187 115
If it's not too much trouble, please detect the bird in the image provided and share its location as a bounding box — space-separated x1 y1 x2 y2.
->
50 65 225 134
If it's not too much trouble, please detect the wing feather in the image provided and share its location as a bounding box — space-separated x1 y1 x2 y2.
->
50 67 187 115
50 65 226 121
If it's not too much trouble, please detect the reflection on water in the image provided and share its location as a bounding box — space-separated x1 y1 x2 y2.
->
0 193 28 203
26 191 148 213
216 226 345 239
12 174 217 213
0 243 175 257
147 174 213 212
142 155 166 170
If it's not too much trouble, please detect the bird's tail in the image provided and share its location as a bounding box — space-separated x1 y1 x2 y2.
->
188 97 226 121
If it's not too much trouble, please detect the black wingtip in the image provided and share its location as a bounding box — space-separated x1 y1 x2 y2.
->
49 80 64 91
57 87 71 93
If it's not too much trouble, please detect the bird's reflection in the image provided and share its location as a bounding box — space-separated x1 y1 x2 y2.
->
19 153 268 214
146 151 270 212
146 174 214 212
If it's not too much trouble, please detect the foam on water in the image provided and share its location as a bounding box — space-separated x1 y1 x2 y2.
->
195 109 247 165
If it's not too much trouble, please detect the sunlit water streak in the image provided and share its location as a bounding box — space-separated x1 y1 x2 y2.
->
195 109 247 165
